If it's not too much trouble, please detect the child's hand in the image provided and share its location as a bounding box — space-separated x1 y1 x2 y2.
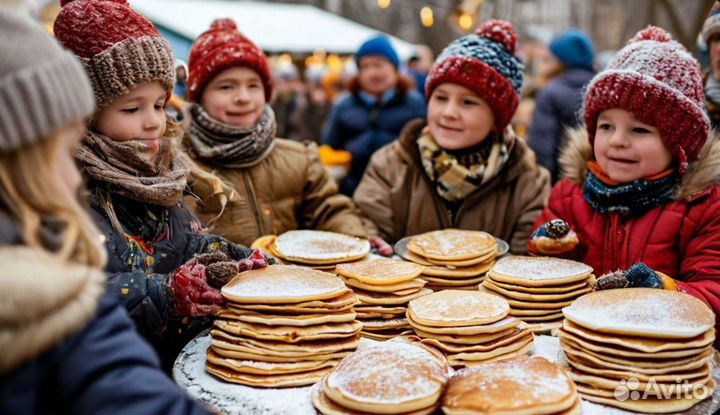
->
167 258 225 317
369 236 394 257
527 219 579 255
594 262 677 291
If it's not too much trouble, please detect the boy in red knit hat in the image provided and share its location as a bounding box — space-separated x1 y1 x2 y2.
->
354 20 550 255
529 26 720 322
53 0 267 371
184 18 391 254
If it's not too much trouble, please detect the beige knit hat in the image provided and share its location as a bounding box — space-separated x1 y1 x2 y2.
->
0 10 94 152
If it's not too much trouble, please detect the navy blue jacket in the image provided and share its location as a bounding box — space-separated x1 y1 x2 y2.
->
528 68 595 182
322 88 426 195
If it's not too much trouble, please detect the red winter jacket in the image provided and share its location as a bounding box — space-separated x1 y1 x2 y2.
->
533 128 720 319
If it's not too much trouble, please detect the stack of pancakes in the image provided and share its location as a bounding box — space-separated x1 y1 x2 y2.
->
206 265 362 388
479 256 594 331
559 288 716 413
403 229 498 291
266 230 371 270
335 259 432 341
443 356 582 415
406 290 534 368
312 337 449 415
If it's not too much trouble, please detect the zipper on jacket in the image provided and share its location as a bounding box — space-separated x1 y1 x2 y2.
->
241 171 266 236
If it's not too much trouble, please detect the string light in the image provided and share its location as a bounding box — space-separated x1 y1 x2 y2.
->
377 0 391 9
458 12 473 31
420 6 434 27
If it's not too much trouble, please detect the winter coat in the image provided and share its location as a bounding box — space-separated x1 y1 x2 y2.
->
354 119 551 254
528 68 595 182
189 138 371 247
87 191 252 371
321 78 427 195
0 216 210 415
534 127 720 318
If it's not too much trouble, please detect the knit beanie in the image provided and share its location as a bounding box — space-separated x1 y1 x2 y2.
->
0 10 94 152
550 29 595 70
702 2 720 46
425 19 524 133
53 0 175 110
583 26 709 174
187 19 272 103
355 35 400 69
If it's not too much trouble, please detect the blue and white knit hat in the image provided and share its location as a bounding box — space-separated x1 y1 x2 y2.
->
425 19 524 132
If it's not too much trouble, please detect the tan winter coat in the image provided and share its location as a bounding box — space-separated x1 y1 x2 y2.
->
354 119 551 254
189 138 370 246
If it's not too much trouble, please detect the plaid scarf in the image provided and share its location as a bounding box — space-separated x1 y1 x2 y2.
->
583 161 679 217
187 103 276 168
417 128 509 202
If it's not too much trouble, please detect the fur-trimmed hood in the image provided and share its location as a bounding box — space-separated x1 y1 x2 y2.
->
0 247 105 373
559 127 720 201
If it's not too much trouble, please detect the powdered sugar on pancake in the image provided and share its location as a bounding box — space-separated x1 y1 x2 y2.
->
409 229 495 258
563 288 715 338
337 259 423 280
222 265 346 302
275 231 370 261
409 290 509 323
492 256 592 280
327 341 447 405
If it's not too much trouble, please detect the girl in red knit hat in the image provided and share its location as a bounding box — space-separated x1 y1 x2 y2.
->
184 18 391 254
529 26 720 322
53 0 268 371
354 20 551 255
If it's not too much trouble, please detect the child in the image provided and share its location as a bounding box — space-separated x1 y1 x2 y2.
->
354 20 551 254
0 10 209 413
53 0 267 370
184 19 391 254
529 27 720 317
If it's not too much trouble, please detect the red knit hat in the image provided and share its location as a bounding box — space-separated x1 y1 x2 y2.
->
425 19 524 133
583 26 709 174
54 0 175 110
187 19 272 103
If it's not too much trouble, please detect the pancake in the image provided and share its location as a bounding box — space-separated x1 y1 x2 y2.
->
407 290 509 327
563 288 715 338
421 274 485 286
212 329 360 353
425 249 495 267
478 284 575 309
323 340 448 414
356 312 404 319
578 379 715 414
341 276 426 293
219 309 357 326
206 347 339 375
489 256 593 286
230 291 359 315
311 378 438 415
210 345 352 363
488 277 592 294
508 307 565 316
336 259 424 285
513 313 564 322
562 345 712 375
213 319 363 343
442 356 578 415
273 230 370 264
355 287 432 306
558 329 710 359
360 330 415 341
566 357 711 382
354 305 406 314
482 279 591 301
360 318 412 331
206 361 330 387
425 284 479 292
444 335 534 363
413 324 526 345
420 327 532 353
222 264 349 303
421 261 493 278
562 319 715 352
408 314 521 335
568 368 713 394
448 341 535 368
407 229 497 261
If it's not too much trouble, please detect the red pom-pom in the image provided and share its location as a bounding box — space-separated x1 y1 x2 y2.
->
476 19 517 54
209 18 238 33
629 26 673 44
60 0 128 6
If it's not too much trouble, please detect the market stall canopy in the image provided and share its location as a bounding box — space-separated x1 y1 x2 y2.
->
129 0 419 61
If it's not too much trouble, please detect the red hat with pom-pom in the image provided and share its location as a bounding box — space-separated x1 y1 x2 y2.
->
53 0 175 110
424 19 524 133
187 18 272 103
583 26 709 174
